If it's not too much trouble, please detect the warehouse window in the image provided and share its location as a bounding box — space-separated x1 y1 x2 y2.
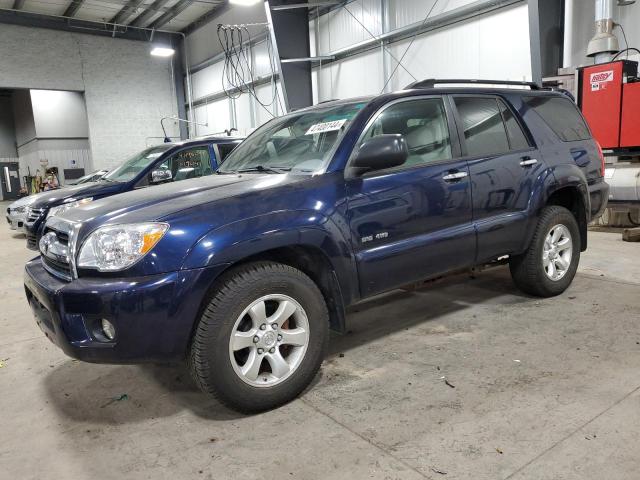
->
360 98 452 167
524 96 591 142
454 97 510 156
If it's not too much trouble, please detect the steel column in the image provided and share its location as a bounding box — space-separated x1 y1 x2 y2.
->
265 0 313 112
528 0 565 82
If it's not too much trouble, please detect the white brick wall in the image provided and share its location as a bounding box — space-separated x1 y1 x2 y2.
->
0 24 179 170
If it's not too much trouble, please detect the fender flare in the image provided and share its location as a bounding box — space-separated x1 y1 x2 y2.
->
520 163 589 252
181 209 359 310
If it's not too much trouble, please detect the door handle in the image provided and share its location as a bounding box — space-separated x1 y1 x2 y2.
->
442 171 468 182
520 157 538 167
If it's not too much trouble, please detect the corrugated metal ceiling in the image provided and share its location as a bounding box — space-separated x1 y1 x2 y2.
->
0 0 225 32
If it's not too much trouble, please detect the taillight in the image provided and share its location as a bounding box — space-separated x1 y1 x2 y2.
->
595 141 605 177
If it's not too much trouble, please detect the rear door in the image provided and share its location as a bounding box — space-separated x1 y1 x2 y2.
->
451 95 542 262
345 96 475 297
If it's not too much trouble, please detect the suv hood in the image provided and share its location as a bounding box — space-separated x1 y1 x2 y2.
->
31 181 123 209
59 173 301 227
9 192 44 209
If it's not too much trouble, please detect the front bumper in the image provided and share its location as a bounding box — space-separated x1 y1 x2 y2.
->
24 258 228 363
6 212 26 232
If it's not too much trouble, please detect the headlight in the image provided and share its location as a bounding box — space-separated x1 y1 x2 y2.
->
77 223 168 272
48 198 93 218
13 206 26 214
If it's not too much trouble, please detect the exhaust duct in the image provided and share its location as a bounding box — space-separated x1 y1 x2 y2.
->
587 0 620 62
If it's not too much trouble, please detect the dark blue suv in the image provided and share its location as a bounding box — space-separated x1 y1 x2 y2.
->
24 80 608 412
23 135 243 249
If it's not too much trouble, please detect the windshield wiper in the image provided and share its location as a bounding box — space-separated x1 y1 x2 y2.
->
235 165 290 174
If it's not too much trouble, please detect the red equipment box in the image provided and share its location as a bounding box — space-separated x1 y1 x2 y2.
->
620 82 640 148
578 60 639 150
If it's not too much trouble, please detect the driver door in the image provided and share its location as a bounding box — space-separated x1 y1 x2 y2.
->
345 96 475 297
138 145 213 187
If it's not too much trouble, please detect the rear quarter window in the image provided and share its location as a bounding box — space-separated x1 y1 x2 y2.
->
524 96 591 142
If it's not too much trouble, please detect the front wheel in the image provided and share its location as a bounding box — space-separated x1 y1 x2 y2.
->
509 206 581 297
189 261 329 413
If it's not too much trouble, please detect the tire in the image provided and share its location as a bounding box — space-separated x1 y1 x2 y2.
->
509 206 581 297
189 261 329 413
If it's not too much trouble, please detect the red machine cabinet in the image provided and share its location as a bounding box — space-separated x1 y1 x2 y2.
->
578 60 638 149
620 82 640 148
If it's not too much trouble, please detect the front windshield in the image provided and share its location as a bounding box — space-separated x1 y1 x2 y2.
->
103 146 171 183
219 100 369 174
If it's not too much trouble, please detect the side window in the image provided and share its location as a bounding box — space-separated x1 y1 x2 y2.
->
359 98 452 167
454 97 510 156
524 96 590 142
154 146 212 183
498 99 530 150
216 143 238 164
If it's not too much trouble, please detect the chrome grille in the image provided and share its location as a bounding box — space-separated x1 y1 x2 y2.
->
40 227 72 281
27 207 45 223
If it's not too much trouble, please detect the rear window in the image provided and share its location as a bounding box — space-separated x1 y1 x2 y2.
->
498 99 530 150
454 97 510 156
217 142 238 163
524 96 591 142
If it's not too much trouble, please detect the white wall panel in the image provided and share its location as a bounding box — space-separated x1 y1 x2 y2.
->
190 98 231 137
252 40 278 79
254 82 285 127
191 62 225 101
316 0 383 54
385 4 531 91
477 5 531 81
234 94 254 134
315 4 530 98
388 0 478 30
315 49 383 102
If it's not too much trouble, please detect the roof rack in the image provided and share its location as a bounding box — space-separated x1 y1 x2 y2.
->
405 79 541 90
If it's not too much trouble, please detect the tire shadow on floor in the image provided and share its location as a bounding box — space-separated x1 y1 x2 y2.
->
330 266 532 356
43 360 246 424
42 267 532 424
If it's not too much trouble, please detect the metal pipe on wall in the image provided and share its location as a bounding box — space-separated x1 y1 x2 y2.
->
563 0 574 68
587 0 619 63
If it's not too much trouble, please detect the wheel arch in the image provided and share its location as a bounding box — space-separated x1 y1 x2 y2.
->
222 245 347 333
545 185 589 251
183 211 358 334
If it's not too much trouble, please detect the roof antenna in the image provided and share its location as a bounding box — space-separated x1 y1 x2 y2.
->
160 116 209 142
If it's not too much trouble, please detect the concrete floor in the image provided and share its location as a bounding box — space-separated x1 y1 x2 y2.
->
1 201 639 480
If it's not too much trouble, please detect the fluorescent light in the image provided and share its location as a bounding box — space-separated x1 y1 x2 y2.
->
229 0 261 5
150 47 175 57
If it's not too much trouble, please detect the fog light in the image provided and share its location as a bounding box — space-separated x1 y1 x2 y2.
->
101 319 116 340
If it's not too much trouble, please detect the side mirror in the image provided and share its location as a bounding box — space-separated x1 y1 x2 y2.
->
151 169 172 184
351 134 408 174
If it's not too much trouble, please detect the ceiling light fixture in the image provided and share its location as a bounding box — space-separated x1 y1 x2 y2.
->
150 46 175 57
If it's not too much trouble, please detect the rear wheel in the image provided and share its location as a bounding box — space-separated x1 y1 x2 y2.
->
189 261 329 413
509 206 580 297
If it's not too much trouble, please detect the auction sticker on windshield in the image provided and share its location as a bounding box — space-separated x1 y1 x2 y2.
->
305 119 347 135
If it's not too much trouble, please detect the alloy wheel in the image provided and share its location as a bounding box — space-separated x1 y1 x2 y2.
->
542 224 573 281
228 294 310 387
